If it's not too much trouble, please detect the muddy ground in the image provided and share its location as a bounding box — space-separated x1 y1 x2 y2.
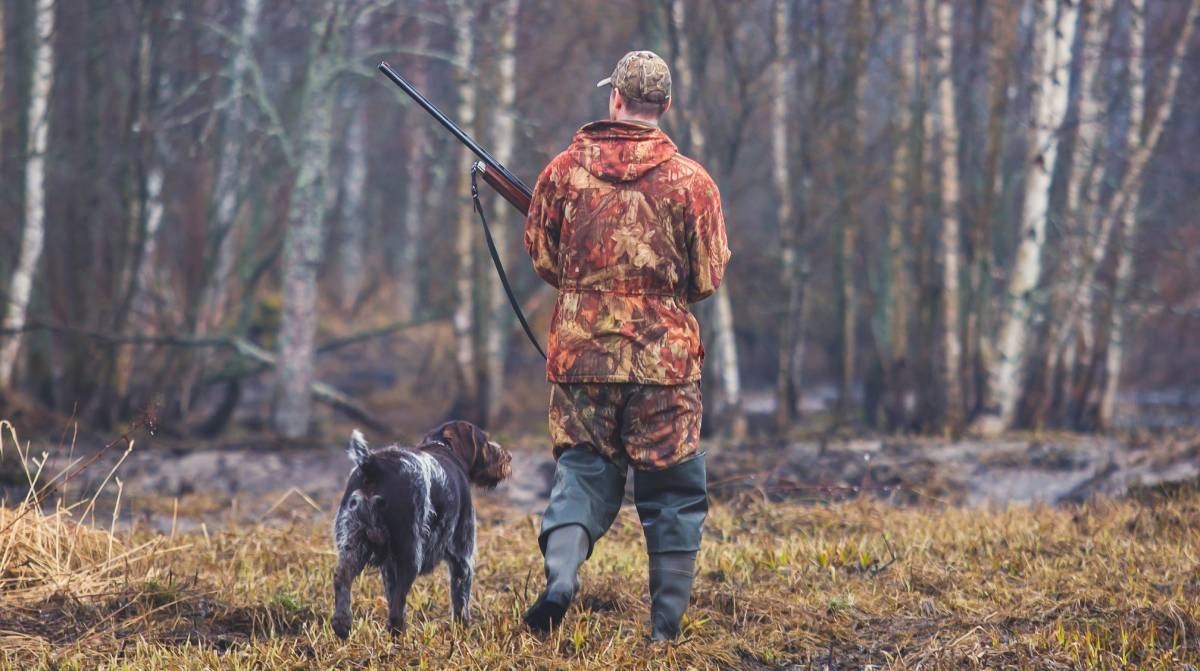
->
5 428 1196 533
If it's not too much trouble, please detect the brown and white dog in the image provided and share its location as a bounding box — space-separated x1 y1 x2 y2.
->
330 421 511 638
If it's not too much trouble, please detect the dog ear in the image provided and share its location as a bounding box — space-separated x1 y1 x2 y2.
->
346 429 371 468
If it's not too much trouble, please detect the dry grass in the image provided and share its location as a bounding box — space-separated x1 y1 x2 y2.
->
2 423 1200 669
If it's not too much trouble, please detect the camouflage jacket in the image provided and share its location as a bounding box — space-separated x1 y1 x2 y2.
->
523 120 730 384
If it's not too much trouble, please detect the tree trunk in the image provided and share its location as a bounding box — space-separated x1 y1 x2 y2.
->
771 0 800 431
272 2 343 439
448 0 480 420
670 0 745 439
337 104 369 312
0 0 56 389
881 0 918 431
968 1 1016 416
396 19 430 323
449 0 480 420
482 0 519 428
835 0 869 423
972 0 1078 436
1037 0 1111 427
176 0 262 426
1098 0 1198 428
932 0 964 434
199 0 262 333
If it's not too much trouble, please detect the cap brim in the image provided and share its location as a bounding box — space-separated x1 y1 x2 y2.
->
596 76 612 88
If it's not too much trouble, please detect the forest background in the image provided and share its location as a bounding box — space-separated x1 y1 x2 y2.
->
1 0 1198 445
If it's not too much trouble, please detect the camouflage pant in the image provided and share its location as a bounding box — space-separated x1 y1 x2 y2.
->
548 382 702 470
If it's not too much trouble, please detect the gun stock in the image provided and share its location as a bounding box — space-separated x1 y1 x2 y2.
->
476 162 531 215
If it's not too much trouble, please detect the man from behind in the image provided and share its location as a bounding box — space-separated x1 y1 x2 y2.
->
521 50 730 641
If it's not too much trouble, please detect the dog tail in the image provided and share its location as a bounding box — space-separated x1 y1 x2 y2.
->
346 429 372 468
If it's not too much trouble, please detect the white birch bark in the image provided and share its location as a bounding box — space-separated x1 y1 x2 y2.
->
483 0 519 427
771 0 799 430
114 27 165 403
198 0 262 333
273 2 343 438
175 0 262 422
1040 0 1111 407
1099 0 1198 428
449 0 479 412
837 0 868 421
933 0 964 431
972 0 1078 435
969 3 1016 414
882 0 917 428
395 22 430 323
0 0 56 388
671 0 744 438
337 104 369 311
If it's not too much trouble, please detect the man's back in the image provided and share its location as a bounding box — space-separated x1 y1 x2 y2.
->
523 49 720 642
524 120 730 384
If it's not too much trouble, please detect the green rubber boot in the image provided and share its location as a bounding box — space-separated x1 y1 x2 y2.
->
523 524 589 633
649 551 697 641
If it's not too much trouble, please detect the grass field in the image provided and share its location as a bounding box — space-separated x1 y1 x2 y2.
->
3 424 1200 669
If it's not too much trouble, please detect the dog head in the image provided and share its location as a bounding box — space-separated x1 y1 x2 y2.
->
420 420 512 488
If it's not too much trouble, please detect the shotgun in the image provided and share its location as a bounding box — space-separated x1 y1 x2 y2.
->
377 61 532 215
377 61 545 359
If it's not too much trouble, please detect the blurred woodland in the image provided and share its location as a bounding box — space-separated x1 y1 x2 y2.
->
0 0 1198 442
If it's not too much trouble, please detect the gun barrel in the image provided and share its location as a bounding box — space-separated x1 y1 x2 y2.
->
378 61 532 201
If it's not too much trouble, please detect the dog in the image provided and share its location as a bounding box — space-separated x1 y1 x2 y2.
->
330 420 512 638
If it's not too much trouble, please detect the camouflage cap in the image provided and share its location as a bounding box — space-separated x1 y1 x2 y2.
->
596 50 672 104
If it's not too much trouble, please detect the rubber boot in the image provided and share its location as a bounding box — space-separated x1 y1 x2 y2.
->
648 551 697 641
523 524 589 633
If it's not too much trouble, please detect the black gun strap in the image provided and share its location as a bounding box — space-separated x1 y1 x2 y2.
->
470 164 548 361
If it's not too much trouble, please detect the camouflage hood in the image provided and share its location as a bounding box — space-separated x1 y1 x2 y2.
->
567 121 678 183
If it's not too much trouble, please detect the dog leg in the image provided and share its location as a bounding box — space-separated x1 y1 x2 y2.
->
382 559 417 635
448 552 474 625
331 550 368 639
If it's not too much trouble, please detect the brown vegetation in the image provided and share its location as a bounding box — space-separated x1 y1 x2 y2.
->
2 422 1199 670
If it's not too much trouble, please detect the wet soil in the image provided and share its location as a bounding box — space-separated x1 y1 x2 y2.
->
4 430 1194 533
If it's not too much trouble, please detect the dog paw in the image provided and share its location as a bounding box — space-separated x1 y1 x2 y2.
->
331 614 351 640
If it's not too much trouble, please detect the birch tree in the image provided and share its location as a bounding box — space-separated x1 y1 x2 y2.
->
931 0 964 432
969 1 1017 413
199 0 262 334
771 0 801 431
273 1 349 438
1034 0 1112 424
112 21 166 407
396 18 430 323
973 0 1079 436
835 0 869 422
1098 0 1198 428
173 0 262 424
880 0 919 429
337 104 369 311
444 0 481 419
0 0 56 389
483 0 519 427
670 0 745 439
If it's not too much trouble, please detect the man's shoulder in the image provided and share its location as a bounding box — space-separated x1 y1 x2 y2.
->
536 149 578 182
662 153 720 200
664 152 718 186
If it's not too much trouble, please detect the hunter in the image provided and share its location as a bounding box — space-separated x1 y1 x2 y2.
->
521 50 730 640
